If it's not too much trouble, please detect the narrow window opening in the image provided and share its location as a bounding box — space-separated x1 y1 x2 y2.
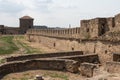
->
86 28 89 32
53 43 56 47
72 47 74 51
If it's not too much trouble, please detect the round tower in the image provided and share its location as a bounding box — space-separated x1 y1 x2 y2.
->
19 16 34 34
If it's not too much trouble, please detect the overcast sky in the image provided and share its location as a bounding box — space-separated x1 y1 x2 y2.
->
0 0 120 28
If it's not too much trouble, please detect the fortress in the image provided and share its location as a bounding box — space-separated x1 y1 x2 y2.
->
0 13 120 79
26 13 120 40
25 13 120 77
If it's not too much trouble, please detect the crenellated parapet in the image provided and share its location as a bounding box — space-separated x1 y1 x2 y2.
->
26 13 120 41
26 27 81 39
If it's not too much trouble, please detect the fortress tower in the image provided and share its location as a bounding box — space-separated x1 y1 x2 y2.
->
19 16 34 34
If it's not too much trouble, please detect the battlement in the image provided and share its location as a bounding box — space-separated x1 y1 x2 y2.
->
26 13 120 40
26 27 81 39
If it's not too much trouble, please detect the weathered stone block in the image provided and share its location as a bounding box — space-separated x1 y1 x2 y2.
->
106 61 120 73
80 63 97 77
65 60 79 73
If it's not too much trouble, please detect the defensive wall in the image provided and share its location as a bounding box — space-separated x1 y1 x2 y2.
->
25 13 120 64
106 53 120 74
26 32 120 64
1 13 120 79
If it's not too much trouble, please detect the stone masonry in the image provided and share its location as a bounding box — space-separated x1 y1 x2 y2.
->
25 13 120 77
25 13 120 64
0 51 100 79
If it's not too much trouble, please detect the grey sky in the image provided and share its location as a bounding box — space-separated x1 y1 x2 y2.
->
0 0 120 28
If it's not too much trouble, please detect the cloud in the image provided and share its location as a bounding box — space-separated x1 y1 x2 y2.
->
33 0 53 13
36 0 53 4
0 0 25 13
0 0 120 27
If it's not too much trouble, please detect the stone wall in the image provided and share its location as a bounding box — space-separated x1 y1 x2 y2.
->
23 13 120 77
5 53 99 65
25 14 120 41
26 13 120 40
0 59 79 79
113 53 120 62
80 18 100 38
0 50 100 79
80 17 115 39
26 35 120 64
106 17 115 31
6 51 83 62
115 14 120 30
4 27 20 34
80 63 97 77
106 61 120 73
56 54 99 64
0 25 4 34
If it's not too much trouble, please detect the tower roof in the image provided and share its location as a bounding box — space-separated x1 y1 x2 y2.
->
20 16 34 19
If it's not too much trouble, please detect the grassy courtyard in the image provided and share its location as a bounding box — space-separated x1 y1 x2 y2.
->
0 36 18 55
0 35 41 55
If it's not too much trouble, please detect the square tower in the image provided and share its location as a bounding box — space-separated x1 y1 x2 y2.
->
19 16 34 34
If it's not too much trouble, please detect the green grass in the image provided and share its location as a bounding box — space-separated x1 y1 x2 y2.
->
44 72 69 80
0 59 6 64
0 36 19 55
15 36 41 54
11 77 29 80
0 35 42 55
20 78 29 80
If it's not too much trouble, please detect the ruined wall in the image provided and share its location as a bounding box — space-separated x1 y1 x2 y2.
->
106 17 115 31
26 13 120 64
0 59 79 79
115 14 120 29
26 13 120 40
6 51 83 62
80 63 97 77
5 53 99 65
113 53 120 62
80 18 115 39
89 19 99 38
80 20 90 38
106 62 120 73
0 52 100 79
27 34 120 64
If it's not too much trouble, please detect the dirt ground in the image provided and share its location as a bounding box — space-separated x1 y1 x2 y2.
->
2 68 120 80
0 35 58 60
2 70 84 80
